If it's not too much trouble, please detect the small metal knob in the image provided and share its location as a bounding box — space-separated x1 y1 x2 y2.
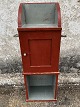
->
23 53 27 56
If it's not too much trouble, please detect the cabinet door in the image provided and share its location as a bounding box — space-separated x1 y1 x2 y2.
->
19 30 61 73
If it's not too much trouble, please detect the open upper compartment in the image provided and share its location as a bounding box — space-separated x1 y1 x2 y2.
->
18 3 61 28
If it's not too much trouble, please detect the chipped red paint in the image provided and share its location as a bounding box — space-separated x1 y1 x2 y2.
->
24 75 28 99
23 72 60 75
56 3 61 27
54 74 59 99
18 2 62 102
18 3 23 27
17 28 62 31
26 99 57 102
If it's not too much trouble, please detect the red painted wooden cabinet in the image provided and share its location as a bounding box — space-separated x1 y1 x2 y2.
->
17 2 62 102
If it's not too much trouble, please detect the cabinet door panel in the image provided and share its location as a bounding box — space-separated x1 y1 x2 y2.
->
19 30 61 73
29 39 52 66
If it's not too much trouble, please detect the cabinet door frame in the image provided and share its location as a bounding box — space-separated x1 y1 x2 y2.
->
19 30 61 73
